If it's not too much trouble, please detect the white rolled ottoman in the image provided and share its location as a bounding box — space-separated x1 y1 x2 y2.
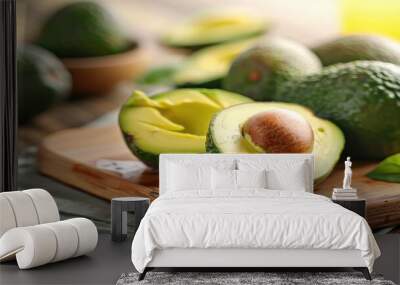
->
0 218 98 269
0 189 98 269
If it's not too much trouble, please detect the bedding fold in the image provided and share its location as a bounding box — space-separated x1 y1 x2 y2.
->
131 190 380 273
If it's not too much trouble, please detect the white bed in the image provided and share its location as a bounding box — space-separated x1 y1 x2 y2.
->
131 154 380 280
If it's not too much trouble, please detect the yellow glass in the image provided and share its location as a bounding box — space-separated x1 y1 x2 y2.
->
341 0 400 40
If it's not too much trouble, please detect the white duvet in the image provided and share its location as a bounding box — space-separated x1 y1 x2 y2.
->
131 190 380 273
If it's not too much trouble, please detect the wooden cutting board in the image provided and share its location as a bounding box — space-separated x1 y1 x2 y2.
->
38 125 400 229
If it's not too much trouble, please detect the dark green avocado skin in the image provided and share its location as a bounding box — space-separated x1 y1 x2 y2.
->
37 1 130 58
121 132 159 169
312 35 400 66
223 38 321 101
275 61 400 159
177 78 222 89
17 45 71 123
205 122 221 154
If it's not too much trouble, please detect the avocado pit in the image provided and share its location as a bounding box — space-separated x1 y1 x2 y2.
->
242 109 314 153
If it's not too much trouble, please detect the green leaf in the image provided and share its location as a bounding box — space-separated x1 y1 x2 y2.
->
367 153 400 183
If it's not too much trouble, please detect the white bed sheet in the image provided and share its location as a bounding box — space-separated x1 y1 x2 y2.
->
131 190 380 273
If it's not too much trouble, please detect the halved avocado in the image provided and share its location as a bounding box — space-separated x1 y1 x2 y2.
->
162 13 267 49
206 102 345 182
119 89 252 168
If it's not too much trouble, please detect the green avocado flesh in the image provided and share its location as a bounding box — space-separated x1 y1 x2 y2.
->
138 39 258 88
206 102 345 182
275 61 400 159
312 35 400 66
119 89 252 168
162 13 267 49
173 39 258 88
223 37 322 101
37 2 130 58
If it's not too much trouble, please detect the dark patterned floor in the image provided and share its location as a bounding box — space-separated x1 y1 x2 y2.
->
117 271 394 285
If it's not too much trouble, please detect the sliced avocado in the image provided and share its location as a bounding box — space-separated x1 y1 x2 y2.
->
119 89 252 168
206 102 345 182
312 35 400 66
162 13 267 49
173 39 258 87
137 39 258 88
223 37 322 101
136 65 178 86
37 1 130 58
275 61 400 159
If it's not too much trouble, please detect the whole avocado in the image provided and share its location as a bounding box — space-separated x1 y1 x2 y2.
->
18 45 71 123
274 61 400 159
37 1 130 58
312 35 400 66
223 37 322 101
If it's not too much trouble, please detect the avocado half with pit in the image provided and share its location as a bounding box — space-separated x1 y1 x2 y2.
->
119 89 252 168
206 102 345 182
162 13 267 49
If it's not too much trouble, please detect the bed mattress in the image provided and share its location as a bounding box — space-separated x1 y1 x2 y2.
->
131 190 380 273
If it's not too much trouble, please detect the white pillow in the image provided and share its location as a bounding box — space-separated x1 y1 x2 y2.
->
212 169 268 191
266 163 308 191
238 159 311 192
212 168 237 190
236 169 267 189
167 163 212 191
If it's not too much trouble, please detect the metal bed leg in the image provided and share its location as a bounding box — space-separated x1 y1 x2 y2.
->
354 267 371 280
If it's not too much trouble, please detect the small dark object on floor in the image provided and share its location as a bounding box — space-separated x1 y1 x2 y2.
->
111 197 149 242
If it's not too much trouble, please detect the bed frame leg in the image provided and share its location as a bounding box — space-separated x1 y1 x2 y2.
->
354 267 371 280
138 268 148 281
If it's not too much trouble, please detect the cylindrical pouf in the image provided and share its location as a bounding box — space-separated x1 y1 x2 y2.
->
42 221 79 262
0 192 39 227
0 196 17 237
0 218 98 269
23 189 59 224
64 218 98 257
0 226 57 269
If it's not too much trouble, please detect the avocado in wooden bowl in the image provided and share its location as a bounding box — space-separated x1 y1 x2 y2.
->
36 1 149 95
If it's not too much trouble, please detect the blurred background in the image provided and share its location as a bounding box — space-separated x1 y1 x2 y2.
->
16 0 400 146
15 0 400 232
14 3 400 282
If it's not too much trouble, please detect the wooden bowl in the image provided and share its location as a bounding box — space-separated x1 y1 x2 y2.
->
62 43 150 96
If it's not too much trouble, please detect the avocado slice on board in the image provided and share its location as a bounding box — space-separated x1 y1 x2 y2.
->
119 89 252 168
206 102 345 183
162 13 267 49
